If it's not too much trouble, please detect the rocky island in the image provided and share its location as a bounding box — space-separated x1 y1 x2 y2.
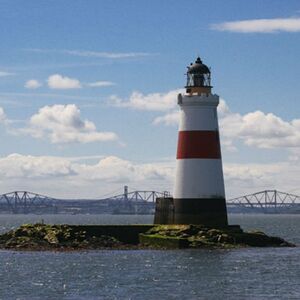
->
0 223 295 251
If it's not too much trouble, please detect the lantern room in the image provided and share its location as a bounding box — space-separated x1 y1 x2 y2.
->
186 57 212 95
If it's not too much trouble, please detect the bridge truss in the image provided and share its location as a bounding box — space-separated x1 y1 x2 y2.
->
0 191 57 213
0 188 170 214
1 188 300 214
227 190 300 213
104 190 170 202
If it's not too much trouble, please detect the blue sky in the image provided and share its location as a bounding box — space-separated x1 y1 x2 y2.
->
0 0 299 198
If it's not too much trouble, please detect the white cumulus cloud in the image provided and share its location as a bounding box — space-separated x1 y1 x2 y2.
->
220 108 300 149
0 154 174 198
47 74 81 89
211 17 300 33
110 89 183 111
23 104 118 144
0 153 75 178
153 111 180 126
75 156 173 183
24 79 42 89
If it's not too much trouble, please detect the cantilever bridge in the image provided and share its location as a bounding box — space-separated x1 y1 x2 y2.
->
227 190 300 213
0 188 170 214
0 191 57 214
0 188 299 214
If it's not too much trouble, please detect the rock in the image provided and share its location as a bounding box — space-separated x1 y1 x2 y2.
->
140 225 295 249
207 229 222 237
0 223 295 251
44 232 59 244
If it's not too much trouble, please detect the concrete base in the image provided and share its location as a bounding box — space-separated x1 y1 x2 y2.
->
154 197 228 227
154 197 174 224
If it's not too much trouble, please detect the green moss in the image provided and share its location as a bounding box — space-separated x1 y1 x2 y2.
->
139 234 190 249
141 225 295 249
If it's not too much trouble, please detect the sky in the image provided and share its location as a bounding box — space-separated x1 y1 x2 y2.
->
0 0 300 199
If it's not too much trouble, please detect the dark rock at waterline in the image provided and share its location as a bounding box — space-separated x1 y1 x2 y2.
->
0 224 126 251
140 225 295 249
0 223 295 251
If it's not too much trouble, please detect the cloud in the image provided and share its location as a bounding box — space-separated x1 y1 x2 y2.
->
154 96 300 150
110 89 183 111
224 160 300 198
63 50 154 59
0 71 15 77
27 77 114 90
0 153 299 199
220 108 300 149
211 17 300 33
0 107 7 123
87 81 115 87
0 91 100 102
24 79 42 89
0 153 75 178
153 98 229 126
23 104 118 144
74 156 173 183
26 48 155 59
153 111 180 126
47 74 81 89
0 154 174 198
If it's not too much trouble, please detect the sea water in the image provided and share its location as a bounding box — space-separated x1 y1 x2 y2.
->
0 214 299 299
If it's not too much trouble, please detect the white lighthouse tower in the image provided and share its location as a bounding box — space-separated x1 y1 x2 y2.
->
154 56 228 226
172 57 228 226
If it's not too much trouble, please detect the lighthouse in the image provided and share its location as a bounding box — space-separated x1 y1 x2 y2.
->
155 57 228 227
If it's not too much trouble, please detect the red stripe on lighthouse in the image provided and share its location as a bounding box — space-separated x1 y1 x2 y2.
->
176 131 221 159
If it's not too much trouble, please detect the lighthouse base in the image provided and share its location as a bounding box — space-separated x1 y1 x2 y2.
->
154 197 228 227
173 198 228 227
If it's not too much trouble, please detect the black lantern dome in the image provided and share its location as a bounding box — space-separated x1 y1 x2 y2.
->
186 57 211 90
188 57 210 74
